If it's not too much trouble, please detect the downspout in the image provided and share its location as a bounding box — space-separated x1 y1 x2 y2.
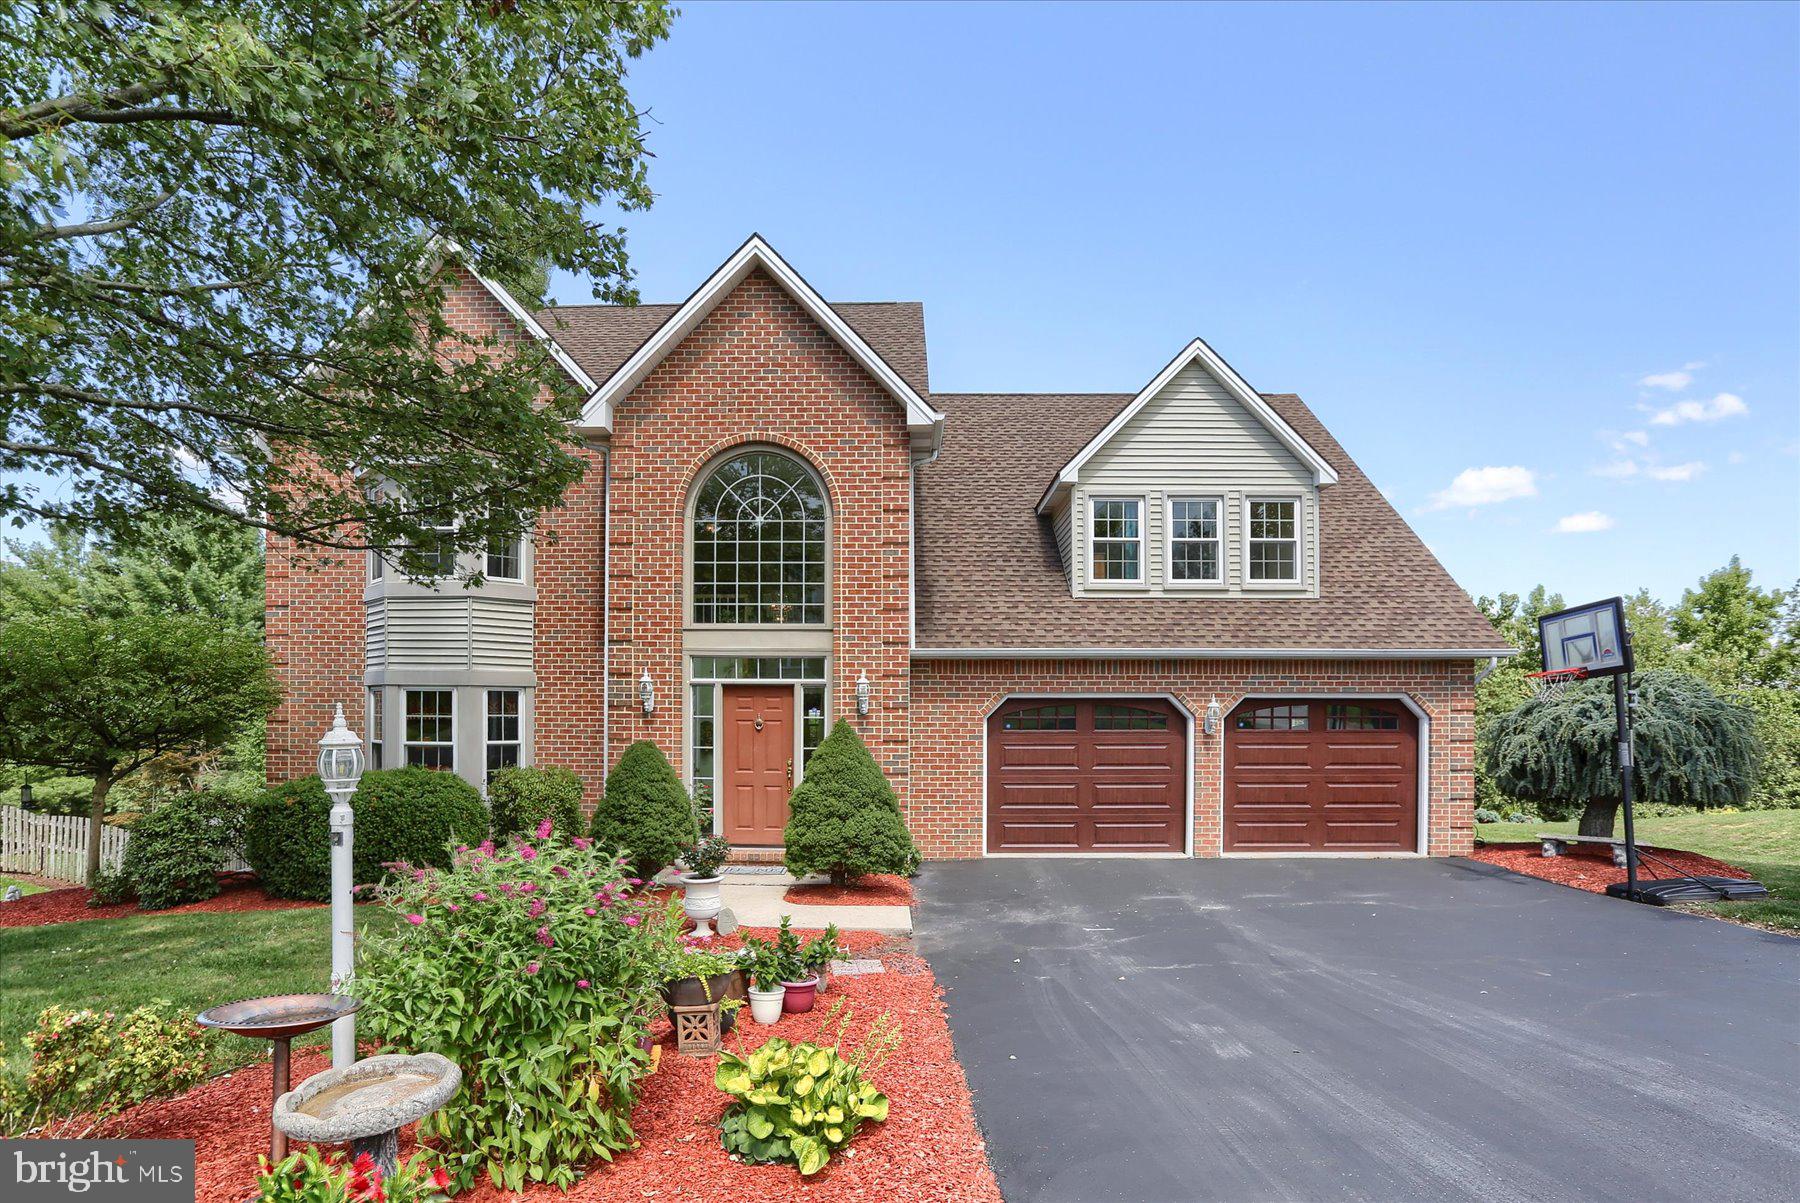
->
601 445 611 783
1474 656 1500 685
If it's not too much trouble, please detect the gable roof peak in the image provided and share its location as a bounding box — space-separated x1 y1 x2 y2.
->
572 234 944 442
1036 336 1339 514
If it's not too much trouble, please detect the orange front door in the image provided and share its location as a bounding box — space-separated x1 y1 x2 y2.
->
722 684 794 846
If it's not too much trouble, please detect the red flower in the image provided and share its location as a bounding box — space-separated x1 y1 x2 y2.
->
430 1167 451 1189
352 1153 375 1174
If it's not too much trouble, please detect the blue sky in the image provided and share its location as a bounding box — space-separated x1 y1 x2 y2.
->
558 0 1799 606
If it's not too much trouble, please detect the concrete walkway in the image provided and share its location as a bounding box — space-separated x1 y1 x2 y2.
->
689 866 912 933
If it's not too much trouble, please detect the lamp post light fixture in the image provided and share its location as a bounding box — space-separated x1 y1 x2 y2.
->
317 703 366 1069
639 670 655 716
855 671 872 716
1204 697 1222 737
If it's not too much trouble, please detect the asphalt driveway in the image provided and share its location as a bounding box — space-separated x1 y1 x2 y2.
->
914 858 1799 1203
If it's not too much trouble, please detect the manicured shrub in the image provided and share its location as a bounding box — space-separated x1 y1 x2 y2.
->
591 741 696 880
120 788 243 910
350 768 488 887
1503 811 1532 825
356 828 667 1190
22 1002 209 1123
715 1009 897 1175
487 765 586 841
87 868 135 907
783 721 920 886
245 775 332 901
1473 808 1502 825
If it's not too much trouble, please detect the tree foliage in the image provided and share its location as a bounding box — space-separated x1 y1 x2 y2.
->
1 516 261 630
1479 669 1760 836
783 720 920 887
1 1 673 571
1671 556 1794 687
0 611 279 881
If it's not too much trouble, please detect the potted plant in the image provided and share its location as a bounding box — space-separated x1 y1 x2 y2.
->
772 916 819 1014
740 942 787 1025
806 923 843 996
678 834 730 938
653 899 746 1031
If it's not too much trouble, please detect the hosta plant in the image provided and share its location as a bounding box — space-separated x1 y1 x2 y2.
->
254 1147 449 1203
354 822 669 1190
715 1007 898 1175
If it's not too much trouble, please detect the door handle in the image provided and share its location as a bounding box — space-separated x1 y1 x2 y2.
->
786 757 794 782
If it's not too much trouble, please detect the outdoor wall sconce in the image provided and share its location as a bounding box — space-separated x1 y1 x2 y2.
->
856 671 872 716
639 670 655 716
1204 697 1222 736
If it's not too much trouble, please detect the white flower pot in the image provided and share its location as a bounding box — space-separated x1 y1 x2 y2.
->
680 873 723 937
747 986 786 1026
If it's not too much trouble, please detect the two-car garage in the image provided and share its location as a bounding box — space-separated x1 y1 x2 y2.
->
985 695 1421 855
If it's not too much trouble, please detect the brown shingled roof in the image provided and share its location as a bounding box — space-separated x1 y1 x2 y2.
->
533 301 929 397
914 392 1510 654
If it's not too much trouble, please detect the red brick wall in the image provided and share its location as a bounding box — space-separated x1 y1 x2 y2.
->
265 533 365 783
602 269 915 801
909 658 1478 859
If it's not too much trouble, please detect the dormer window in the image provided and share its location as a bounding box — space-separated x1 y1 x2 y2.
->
1089 497 1143 584
1167 497 1222 585
1246 498 1300 584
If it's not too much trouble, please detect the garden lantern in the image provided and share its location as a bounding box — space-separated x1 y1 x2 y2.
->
317 703 365 1068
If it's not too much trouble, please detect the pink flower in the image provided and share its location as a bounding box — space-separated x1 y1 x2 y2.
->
405 914 424 926
576 979 590 989
535 925 554 947
525 961 540 975
628 877 643 886
518 882 536 893
527 898 545 919
535 818 554 840
412 869 427 882
479 840 495 855
519 846 538 862
446 903 460 913
584 907 597 917
572 837 591 851
622 915 641 927
471 892 488 902
497 882 516 895
551 865 570 878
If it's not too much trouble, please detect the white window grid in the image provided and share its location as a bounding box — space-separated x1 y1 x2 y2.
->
485 689 522 777
692 452 827 625
1088 497 1144 584
1244 496 1301 584
403 689 455 770
1166 496 1223 585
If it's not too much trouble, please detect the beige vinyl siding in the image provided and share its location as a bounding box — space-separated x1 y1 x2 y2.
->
1050 499 1073 582
1072 361 1319 598
365 597 388 668
374 595 535 670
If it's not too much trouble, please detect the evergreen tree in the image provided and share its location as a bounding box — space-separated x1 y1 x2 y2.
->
1480 669 1760 837
592 741 697 881
783 720 920 887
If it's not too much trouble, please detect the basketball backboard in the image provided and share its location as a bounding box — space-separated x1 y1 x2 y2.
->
1537 597 1633 678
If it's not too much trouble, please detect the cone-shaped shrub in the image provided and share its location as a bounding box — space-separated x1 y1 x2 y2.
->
783 720 920 886
488 765 586 842
592 741 697 880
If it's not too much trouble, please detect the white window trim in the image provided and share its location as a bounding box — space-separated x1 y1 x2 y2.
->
484 533 528 584
484 688 523 776
403 687 457 771
1086 495 1147 588
1241 494 1304 589
1164 495 1226 589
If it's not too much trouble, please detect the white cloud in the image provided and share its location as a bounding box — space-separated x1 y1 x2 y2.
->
1424 465 1538 511
1592 459 1640 479
1554 511 1615 534
1647 392 1748 426
1638 361 1705 391
1727 451 1746 465
1646 461 1707 482
1618 430 1649 447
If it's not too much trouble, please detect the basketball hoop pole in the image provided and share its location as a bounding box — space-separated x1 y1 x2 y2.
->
1616 637 1639 897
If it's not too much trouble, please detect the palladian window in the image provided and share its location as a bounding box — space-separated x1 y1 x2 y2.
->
692 450 827 624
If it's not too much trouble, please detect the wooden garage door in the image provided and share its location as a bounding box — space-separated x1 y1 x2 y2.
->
1225 699 1418 852
987 698 1185 852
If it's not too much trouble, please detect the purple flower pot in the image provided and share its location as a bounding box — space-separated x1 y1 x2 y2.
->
780 976 819 1014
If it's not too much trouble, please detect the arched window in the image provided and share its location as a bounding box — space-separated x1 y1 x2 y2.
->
691 450 827 625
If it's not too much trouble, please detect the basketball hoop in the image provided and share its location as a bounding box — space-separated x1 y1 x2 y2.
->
1526 665 1588 699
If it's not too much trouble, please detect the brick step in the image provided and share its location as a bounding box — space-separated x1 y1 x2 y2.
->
724 846 786 866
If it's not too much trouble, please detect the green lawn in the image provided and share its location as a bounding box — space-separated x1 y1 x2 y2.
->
1 877 48 897
0 907 395 1081
1477 809 1800 934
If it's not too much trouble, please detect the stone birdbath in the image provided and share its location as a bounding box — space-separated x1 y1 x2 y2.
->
273 1052 461 1179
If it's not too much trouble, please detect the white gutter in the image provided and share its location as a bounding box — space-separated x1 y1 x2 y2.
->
910 646 1519 661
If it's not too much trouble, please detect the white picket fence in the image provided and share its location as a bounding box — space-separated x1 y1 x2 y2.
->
0 805 250 885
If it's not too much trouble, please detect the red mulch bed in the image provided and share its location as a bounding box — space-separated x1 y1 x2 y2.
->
34 928 999 1203
784 874 915 907
0 873 318 929
1471 842 1750 894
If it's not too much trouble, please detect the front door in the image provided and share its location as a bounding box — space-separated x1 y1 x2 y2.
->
722 684 794 846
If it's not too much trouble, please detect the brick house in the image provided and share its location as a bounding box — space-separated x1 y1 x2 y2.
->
266 236 1511 859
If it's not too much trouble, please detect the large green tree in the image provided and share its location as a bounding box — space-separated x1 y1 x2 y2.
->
1480 669 1760 837
2 1 672 574
0 612 280 882
1 516 261 629
1671 557 1793 687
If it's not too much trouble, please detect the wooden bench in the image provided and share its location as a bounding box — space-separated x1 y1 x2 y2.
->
1538 834 1630 866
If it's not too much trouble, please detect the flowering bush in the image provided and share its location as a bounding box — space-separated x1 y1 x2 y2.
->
21 1002 208 1124
354 819 669 1190
254 1148 449 1203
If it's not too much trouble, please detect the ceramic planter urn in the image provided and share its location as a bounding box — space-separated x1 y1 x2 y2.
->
681 873 724 937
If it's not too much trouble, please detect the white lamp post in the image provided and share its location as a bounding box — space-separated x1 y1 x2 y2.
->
317 703 365 1069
